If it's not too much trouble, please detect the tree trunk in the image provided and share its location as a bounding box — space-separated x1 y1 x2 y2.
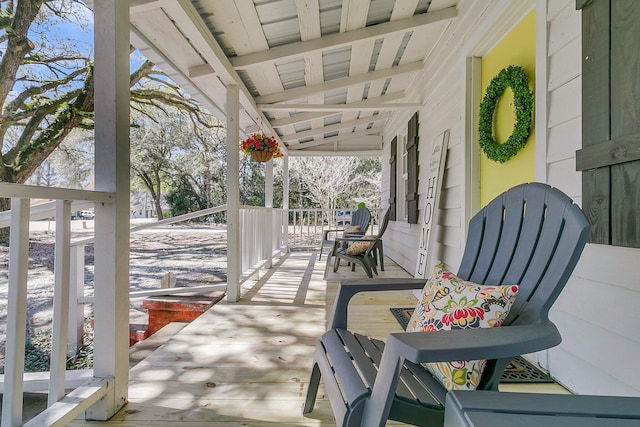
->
153 171 164 220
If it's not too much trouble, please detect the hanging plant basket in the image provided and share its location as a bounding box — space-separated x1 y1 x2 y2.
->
241 132 280 162
250 150 273 162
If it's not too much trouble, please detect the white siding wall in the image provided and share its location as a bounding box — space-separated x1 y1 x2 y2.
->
382 0 528 274
381 0 640 396
542 0 640 396
383 0 490 274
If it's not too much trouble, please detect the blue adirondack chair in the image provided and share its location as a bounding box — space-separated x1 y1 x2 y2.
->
328 207 391 278
303 183 591 427
319 206 372 261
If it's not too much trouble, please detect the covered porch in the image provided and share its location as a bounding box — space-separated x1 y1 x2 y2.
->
65 251 566 426
2 0 639 425
4 0 455 422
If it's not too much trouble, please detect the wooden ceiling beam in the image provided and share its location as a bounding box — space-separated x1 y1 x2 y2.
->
264 102 421 112
230 7 457 69
298 135 382 150
255 61 423 104
390 0 420 21
265 102 419 113
281 113 391 141
289 126 383 149
288 129 381 149
264 91 406 128
295 0 321 39
290 149 383 157
129 0 160 13
340 0 371 33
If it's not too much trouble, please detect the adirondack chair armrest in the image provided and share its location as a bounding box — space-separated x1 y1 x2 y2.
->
363 322 562 427
385 322 562 365
343 230 366 237
333 236 371 243
329 278 427 329
322 228 344 240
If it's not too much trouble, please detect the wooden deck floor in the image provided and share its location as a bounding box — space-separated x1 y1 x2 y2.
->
70 251 567 426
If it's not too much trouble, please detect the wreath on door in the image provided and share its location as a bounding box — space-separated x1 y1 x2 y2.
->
478 65 534 163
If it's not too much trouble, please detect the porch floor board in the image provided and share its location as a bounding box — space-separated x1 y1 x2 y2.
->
69 251 567 426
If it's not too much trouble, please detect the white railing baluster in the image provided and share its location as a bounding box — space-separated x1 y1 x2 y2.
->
2 198 31 427
265 209 272 268
49 200 72 406
68 244 85 356
1 192 343 423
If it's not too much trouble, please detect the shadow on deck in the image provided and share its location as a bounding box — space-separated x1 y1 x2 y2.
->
69 251 567 426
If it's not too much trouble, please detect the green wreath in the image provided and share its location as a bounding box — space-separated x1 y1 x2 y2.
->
478 65 534 163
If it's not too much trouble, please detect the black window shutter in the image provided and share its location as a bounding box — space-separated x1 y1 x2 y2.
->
577 0 640 248
389 136 397 221
406 113 419 224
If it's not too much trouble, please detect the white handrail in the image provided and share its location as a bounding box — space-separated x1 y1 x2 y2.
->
0 199 93 229
71 204 228 246
0 182 113 203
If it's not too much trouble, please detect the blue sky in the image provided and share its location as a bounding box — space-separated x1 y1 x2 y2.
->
25 2 147 78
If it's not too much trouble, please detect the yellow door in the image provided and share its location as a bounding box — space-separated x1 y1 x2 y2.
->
480 9 536 206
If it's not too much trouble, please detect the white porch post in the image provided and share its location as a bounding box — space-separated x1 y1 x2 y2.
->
283 155 290 251
87 0 130 419
265 160 274 268
2 199 30 427
227 85 241 302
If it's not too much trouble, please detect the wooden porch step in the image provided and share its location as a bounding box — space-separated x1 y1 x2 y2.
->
129 322 189 368
129 323 150 347
142 291 225 335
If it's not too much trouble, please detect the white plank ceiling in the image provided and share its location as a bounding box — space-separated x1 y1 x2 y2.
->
129 0 457 156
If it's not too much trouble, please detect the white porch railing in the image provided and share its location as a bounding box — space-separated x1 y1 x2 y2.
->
68 204 231 355
287 208 382 247
0 184 381 425
239 206 287 281
0 183 290 426
0 182 115 427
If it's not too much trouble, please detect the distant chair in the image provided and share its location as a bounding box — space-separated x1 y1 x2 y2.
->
319 206 371 261
327 207 390 278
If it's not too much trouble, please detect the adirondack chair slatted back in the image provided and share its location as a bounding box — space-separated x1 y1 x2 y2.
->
375 207 391 238
456 183 590 326
349 207 372 234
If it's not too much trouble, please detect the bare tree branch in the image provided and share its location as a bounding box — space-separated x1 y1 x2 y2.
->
1 2 212 185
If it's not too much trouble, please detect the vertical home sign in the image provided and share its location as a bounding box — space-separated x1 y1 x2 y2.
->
414 130 449 278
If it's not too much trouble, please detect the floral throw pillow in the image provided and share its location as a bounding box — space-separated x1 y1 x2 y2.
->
345 225 361 233
406 262 519 390
345 240 371 255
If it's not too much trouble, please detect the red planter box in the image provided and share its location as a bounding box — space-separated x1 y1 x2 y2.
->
142 291 224 335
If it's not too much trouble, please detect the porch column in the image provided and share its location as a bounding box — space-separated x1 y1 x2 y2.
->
226 85 241 302
264 160 273 268
2 199 29 426
87 0 130 419
283 155 290 251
